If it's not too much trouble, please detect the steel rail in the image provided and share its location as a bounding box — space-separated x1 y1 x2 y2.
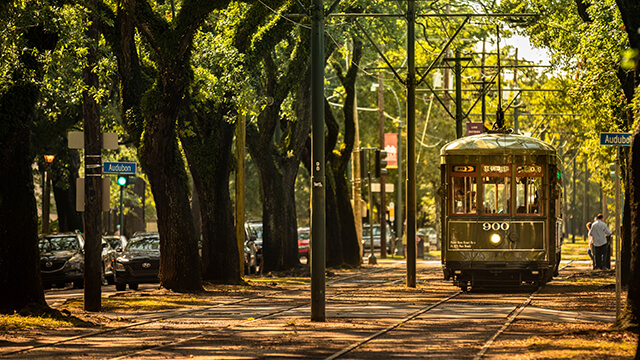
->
1 266 408 358
108 265 429 359
324 291 462 360
473 260 574 359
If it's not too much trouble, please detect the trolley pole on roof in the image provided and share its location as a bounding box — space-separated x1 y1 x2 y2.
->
310 0 326 322
406 0 417 287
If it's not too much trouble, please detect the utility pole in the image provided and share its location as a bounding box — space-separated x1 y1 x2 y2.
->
377 70 387 258
584 159 589 238
396 122 403 257
406 0 416 287
236 114 246 277
455 50 463 138
481 39 486 125
571 156 579 244
352 97 363 261
310 0 326 321
513 49 520 133
83 0 102 312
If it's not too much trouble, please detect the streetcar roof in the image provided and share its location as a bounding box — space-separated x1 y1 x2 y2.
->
440 131 556 156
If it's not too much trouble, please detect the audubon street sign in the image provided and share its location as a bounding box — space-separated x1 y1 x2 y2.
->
600 132 632 146
103 161 137 174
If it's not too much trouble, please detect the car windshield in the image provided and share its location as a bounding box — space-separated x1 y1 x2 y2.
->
127 237 159 250
362 226 380 237
249 224 262 238
39 236 80 252
104 237 121 249
298 231 309 240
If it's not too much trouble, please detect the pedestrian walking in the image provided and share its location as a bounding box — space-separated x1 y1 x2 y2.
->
588 214 612 270
586 222 595 270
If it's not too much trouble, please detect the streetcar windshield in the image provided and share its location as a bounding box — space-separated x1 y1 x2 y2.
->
481 165 511 215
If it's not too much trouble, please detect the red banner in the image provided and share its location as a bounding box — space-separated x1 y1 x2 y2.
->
384 133 398 169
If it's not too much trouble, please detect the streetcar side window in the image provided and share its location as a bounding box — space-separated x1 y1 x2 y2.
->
451 165 477 215
481 165 511 215
516 165 543 216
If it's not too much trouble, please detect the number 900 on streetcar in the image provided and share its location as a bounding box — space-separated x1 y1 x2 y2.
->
439 130 563 291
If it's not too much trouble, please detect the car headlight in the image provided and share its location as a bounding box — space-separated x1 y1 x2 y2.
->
116 256 129 263
490 233 501 245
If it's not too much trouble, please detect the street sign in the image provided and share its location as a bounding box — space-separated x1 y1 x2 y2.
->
68 132 119 149
600 132 632 146
103 161 136 174
466 122 483 136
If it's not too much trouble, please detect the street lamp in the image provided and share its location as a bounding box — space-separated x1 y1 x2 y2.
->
370 83 403 256
42 154 55 234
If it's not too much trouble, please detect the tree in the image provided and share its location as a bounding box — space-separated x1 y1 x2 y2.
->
309 36 364 267
107 0 232 291
180 28 243 282
0 6 58 311
233 0 314 272
614 0 640 333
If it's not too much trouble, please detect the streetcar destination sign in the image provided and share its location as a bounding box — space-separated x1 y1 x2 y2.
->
600 132 632 146
103 161 136 174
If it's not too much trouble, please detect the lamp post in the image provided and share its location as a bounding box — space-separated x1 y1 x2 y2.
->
370 83 403 255
42 154 55 234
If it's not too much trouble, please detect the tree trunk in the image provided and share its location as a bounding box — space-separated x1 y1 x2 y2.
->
52 149 84 232
252 153 300 271
181 111 240 284
0 48 51 313
325 165 344 267
0 89 47 313
144 107 202 292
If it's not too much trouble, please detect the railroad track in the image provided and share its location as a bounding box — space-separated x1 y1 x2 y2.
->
0 265 416 359
1 262 573 359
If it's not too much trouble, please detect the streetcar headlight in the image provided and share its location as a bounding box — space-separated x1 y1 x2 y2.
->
490 234 501 245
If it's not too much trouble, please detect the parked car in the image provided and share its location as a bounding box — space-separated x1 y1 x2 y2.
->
102 235 127 252
114 232 160 291
297 227 310 260
100 238 117 285
246 221 263 264
417 227 438 250
244 226 258 274
362 223 394 254
38 231 85 289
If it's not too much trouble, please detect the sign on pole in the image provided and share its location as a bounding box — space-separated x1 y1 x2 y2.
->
384 133 398 169
103 161 137 174
600 132 632 146
466 122 483 136
599 131 632 319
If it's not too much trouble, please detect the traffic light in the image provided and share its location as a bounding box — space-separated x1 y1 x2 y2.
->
375 149 388 177
360 150 368 179
117 175 128 186
117 175 137 186
610 162 621 180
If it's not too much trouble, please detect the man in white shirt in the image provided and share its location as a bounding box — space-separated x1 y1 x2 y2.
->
588 214 612 270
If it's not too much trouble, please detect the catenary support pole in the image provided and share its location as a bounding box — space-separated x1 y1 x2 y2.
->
378 71 387 258
397 122 403 256
236 114 246 277
615 147 621 319
406 0 417 287
83 0 102 311
455 49 462 139
310 0 326 321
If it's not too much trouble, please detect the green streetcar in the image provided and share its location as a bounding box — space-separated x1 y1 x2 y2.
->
439 130 563 291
